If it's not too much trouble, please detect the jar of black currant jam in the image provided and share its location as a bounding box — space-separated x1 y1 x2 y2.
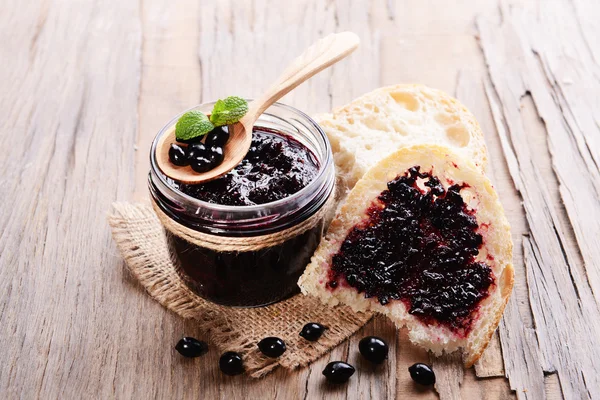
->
149 102 335 307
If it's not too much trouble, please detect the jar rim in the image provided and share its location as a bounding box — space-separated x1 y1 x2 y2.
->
149 101 333 215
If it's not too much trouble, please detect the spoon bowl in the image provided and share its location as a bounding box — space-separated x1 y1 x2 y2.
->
155 110 254 184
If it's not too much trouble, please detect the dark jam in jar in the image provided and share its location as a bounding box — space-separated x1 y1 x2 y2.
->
151 107 334 307
328 166 494 335
170 128 320 206
169 225 323 306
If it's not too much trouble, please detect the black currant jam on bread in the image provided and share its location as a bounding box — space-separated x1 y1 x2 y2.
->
298 145 513 366
329 166 493 329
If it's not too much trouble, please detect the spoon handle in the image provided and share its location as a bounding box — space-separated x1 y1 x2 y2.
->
245 32 360 121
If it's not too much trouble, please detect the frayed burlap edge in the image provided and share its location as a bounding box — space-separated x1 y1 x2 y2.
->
108 202 372 378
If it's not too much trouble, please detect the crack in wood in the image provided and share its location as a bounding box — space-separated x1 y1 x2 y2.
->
479 1 600 398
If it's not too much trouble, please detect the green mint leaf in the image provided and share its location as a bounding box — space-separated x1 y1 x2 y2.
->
175 110 214 141
209 96 248 126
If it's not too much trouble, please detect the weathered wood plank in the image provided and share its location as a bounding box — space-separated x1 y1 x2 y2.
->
455 71 508 379
134 0 203 201
134 2 225 399
483 79 547 400
0 0 143 398
479 1 600 398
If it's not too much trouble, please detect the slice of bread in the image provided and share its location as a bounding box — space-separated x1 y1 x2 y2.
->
298 145 513 366
316 84 488 194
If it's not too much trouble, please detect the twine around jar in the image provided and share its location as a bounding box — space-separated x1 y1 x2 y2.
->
151 188 337 252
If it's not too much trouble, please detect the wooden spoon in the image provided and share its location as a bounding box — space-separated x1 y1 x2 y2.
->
156 31 360 184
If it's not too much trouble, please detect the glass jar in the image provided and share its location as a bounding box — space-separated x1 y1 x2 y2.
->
148 102 335 307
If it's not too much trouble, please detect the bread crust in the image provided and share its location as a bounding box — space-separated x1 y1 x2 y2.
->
316 84 489 194
464 263 514 367
298 145 513 366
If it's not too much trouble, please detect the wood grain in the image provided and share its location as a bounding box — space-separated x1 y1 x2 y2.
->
0 0 143 398
1 0 597 398
479 1 600 398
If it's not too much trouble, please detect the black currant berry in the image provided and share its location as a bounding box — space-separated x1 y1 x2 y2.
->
322 361 355 384
187 143 213 173
257 337 286 358
208 145 225 166
205 126 230 148
174 337 208 358
219 352 244 376
408 363 436 386
358 336 388 364
189 157 214 173
168 144 189 166
187 142 207 159
299 323 326 342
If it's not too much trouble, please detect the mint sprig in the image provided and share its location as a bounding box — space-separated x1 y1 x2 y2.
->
209 96 248 127
174 97 248 142
175 110 214 141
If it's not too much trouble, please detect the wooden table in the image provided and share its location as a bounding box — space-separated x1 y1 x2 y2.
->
2 0 599 399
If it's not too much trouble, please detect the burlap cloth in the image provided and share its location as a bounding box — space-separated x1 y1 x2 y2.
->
108 202 372 378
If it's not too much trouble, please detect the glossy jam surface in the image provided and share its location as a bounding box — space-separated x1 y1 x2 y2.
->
170 128 319 206
328 166 494 334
